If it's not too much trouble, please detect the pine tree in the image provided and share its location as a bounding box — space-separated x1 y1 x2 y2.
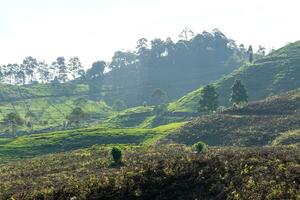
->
198 85 218 113
230 80 248 105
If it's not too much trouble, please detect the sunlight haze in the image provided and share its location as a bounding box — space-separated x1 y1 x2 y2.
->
0 0 299 67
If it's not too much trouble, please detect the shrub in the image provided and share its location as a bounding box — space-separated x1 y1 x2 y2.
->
194 141 207 153
111 147 122 163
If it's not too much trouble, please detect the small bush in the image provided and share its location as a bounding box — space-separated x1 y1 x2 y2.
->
111 147 122 163
194 141 207 153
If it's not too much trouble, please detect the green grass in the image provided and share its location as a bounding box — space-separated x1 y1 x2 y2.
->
272 129 300 146
0 122 185 163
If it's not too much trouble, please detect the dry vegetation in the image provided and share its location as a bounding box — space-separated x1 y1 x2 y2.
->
0 145 299 200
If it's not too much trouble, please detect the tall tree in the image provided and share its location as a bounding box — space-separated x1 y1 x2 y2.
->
86 61 106 80
198 85 218 113
247 45 254 63
179 27 194 41
68 57 83 80
22 57 38 84
3 112 24 136
37 61 50 83
86 61 106 94
53 57 68 83
230 80 248 105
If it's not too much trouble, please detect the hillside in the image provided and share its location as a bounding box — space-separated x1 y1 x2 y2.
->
170 41 300 112
0 123 184 163
163 88 300 146
0 145 299 199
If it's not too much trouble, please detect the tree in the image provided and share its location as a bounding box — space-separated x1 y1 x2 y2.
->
230 80 248 105
111 147 122 163
86 61 106 80
25 111 37 132
152 88 167 105
109 51 136 70
66 107 88 127
194 141 207 153
3 112 24 135
247 45 254 63
53 57 68 83
68 57 83 80
198 85 218 113
22 57 38 84
256 45 266 58
179 27 194 41
37 61 50 83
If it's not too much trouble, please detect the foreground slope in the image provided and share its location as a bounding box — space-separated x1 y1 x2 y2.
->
171 41 300 111
0 145 299 199
163 89 300 146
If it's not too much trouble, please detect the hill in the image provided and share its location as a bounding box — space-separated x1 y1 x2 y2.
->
0 145 299 199
163 88 300 146
170 41 300 112
0 122 184 163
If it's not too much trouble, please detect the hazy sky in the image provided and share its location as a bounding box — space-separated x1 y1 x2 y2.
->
0 0 299 68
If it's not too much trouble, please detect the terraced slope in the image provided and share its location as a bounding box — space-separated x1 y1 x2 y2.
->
163 88 300 146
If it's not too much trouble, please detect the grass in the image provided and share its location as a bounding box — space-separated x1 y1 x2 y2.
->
0 122 185 163
272 129 300 146
0 145 299 199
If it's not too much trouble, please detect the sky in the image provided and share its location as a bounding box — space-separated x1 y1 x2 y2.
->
0 0 299 68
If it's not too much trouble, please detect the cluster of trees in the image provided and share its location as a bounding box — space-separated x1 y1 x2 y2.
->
0 56 86 85
198 80 248 113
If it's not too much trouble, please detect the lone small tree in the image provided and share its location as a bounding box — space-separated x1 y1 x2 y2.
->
247 45 254 63
198 85 218 113
111 147 122 164
230 80 248 106
152 88 167 105
194 141 207 153
66 107 88 127
3 112 24 136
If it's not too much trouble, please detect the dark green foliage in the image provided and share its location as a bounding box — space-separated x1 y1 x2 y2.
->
230 79 248 105
198 85 218 113
111 147 122 163
194 141 207 153
102 29 245 106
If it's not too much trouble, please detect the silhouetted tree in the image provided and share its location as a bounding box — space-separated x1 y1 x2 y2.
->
152 88 167 105
230 80 248 105
198 85 218 113
248 45 254 63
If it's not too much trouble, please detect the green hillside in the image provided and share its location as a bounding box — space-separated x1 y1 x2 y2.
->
170 41 300 112
0 122 184 163
163 88 300 146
